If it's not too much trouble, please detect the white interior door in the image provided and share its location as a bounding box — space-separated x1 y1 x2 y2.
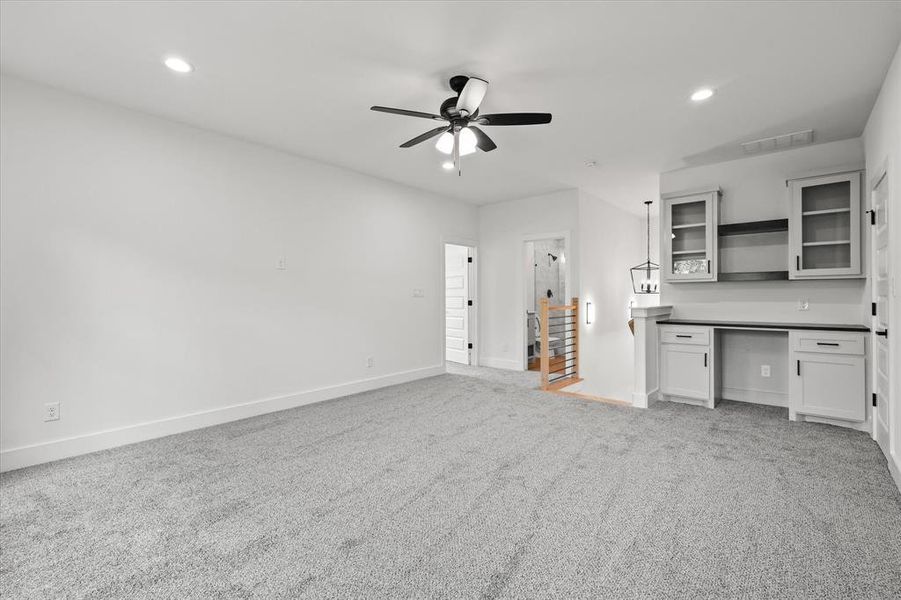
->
872 173 891 452
445 244 470 365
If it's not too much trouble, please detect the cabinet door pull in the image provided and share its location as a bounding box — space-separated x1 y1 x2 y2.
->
704 352 708 368
796 255 800 271
796 359 800 376
706 260 710 274
876 330 888 338
816 342 840 347
676 334 692 338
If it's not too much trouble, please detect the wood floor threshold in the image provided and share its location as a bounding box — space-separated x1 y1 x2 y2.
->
544 376 583 391
549 388 631 406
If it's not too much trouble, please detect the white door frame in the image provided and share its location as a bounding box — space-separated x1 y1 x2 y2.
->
869 160 900 490
521 230 573 371
441 237 478 368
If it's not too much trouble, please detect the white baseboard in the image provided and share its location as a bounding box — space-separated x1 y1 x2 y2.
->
631 387 659 409
478 356 523 371
888 453 901 494
799 414 872 433
0 365 444 473
719 386 788 408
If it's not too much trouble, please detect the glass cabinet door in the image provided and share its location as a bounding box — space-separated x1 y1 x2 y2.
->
790 172 861 279
663 190 718 282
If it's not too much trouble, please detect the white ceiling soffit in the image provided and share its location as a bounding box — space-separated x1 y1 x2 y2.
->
1 1 899 214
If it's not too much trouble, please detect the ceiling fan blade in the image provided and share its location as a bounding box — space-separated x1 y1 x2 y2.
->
478 112 552 126
455 77 488 115
468 126 497 152
399 126 450 148
371 106 446 121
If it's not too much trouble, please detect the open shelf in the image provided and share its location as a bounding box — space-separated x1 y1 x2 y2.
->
802 240 851 247
718 271 789 282
718 219 788 236
672 249 706 255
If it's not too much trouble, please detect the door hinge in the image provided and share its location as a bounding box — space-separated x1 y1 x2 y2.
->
467 343 473 349
873 393 877 407
467 256 473 263
872 302 877 316
467 300 473 306
866 209 876 225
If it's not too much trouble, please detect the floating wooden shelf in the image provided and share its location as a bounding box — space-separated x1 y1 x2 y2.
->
718 219 789 236
718 271 789 282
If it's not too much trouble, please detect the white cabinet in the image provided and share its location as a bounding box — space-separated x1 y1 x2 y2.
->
661 189 720 282
659 326 714 408
789 172 862 279
789 331 866 422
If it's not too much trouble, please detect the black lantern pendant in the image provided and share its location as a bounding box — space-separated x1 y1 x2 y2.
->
630 200 660 294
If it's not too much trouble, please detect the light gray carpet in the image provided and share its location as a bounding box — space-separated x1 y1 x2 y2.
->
2 370 900 599
446 361 540 389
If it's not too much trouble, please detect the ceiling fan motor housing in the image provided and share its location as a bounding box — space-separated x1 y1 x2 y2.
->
440 97 460 118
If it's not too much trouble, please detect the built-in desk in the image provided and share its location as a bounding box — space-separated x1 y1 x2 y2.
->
655 318 870 429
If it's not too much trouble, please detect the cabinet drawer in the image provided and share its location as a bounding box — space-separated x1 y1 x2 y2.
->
660 327 710 346
792 331 865 355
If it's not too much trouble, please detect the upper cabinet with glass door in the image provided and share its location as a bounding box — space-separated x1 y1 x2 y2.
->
661 189 720 282
789 172 861 279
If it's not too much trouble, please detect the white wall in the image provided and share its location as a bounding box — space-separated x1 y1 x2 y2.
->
477 189 579 370
863 41 901 487
660 138 868 324
477 187 643 403
578 190 643 401
0 76 478 470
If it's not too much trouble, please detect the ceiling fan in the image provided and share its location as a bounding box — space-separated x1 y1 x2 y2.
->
371 75 552 175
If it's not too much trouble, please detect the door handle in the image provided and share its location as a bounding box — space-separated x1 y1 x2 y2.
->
876 330 888 338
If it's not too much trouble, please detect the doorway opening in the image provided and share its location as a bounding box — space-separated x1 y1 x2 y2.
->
445 243 475 365
524 237 567 371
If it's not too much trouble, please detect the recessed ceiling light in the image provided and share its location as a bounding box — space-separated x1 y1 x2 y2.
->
691 87 714 102
164 56 193 74
442 161 454 170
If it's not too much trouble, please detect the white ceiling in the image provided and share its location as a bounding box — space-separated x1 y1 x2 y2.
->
1 1 899 213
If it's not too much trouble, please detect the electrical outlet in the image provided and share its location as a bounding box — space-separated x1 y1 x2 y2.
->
44 402 60 422
366 356 374 368
761 365 771 378
797 299 809 311
276 256 287 270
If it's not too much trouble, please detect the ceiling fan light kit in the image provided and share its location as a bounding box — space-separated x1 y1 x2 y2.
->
371 75 552 175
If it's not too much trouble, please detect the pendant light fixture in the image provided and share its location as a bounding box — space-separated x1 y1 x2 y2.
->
630 200 660 294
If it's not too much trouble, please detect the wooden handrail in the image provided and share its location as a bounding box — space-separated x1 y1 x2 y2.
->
539 296 581 391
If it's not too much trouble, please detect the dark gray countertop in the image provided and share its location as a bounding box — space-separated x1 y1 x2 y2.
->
656 319 870 332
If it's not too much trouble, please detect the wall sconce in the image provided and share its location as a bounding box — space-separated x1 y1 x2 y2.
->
585 301 593 325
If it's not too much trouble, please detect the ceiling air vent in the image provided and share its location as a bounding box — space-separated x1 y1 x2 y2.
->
741 129 813 154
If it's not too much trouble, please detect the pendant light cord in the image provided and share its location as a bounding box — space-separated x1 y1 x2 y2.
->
644 200 653 272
